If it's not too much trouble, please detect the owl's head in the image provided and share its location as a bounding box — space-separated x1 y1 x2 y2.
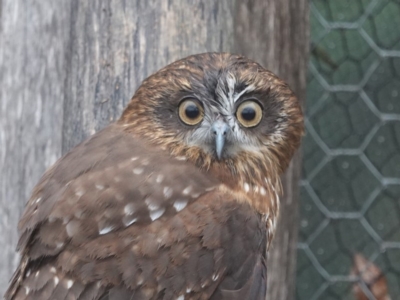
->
121 53 303 188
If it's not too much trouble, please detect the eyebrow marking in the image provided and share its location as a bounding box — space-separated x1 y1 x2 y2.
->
233 84 255 102
215 74 257 117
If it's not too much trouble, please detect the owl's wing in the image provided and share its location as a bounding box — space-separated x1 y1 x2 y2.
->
5 124 267 300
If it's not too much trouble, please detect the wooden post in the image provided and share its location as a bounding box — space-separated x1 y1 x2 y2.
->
235 1 309 299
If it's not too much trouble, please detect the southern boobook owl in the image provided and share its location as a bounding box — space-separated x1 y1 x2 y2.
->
5 52 304 300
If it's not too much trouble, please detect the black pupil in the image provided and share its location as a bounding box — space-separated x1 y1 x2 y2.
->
241 106 256 121
185 104 200 119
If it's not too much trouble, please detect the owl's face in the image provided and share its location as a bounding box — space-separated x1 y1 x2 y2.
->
168 74 280 160
122 53 303 174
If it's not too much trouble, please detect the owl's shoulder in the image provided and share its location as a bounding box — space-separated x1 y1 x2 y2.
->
17 123 218 246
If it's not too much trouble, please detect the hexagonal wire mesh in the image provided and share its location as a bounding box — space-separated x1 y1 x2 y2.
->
296 0 400 299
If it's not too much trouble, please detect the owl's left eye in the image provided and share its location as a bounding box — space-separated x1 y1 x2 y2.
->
236 100 263 128
178 99 204 126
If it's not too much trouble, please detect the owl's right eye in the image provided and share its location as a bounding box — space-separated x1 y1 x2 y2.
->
178 99 204 125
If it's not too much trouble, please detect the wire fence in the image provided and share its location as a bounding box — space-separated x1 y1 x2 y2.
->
297 0 400 299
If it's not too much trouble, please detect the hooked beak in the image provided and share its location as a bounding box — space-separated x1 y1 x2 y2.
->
212 120 229 160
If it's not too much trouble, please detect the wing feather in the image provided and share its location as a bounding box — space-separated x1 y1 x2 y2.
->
5 124 267 300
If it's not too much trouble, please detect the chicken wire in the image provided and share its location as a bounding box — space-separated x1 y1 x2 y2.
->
296 0 400 299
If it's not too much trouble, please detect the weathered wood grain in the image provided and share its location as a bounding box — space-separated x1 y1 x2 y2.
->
61 0 235 151
0 0 71 293
235 1 309 299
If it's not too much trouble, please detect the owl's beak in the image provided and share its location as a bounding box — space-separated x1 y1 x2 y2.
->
212 120 229 160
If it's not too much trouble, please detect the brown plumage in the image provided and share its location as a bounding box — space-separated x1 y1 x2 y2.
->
5 52 303 300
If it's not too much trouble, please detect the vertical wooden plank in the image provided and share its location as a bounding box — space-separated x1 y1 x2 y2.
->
61 0 236 151
0 0 71 294
235 1 309 299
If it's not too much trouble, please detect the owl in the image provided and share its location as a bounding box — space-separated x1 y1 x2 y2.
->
5 52 303 300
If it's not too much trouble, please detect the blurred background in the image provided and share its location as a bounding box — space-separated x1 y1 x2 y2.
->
297 0 400 299
0 0 399 300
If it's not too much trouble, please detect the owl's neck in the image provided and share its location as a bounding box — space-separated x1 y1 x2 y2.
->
208 154 282 231
127 129 283 237
171 143 282 220
210 159 280 204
